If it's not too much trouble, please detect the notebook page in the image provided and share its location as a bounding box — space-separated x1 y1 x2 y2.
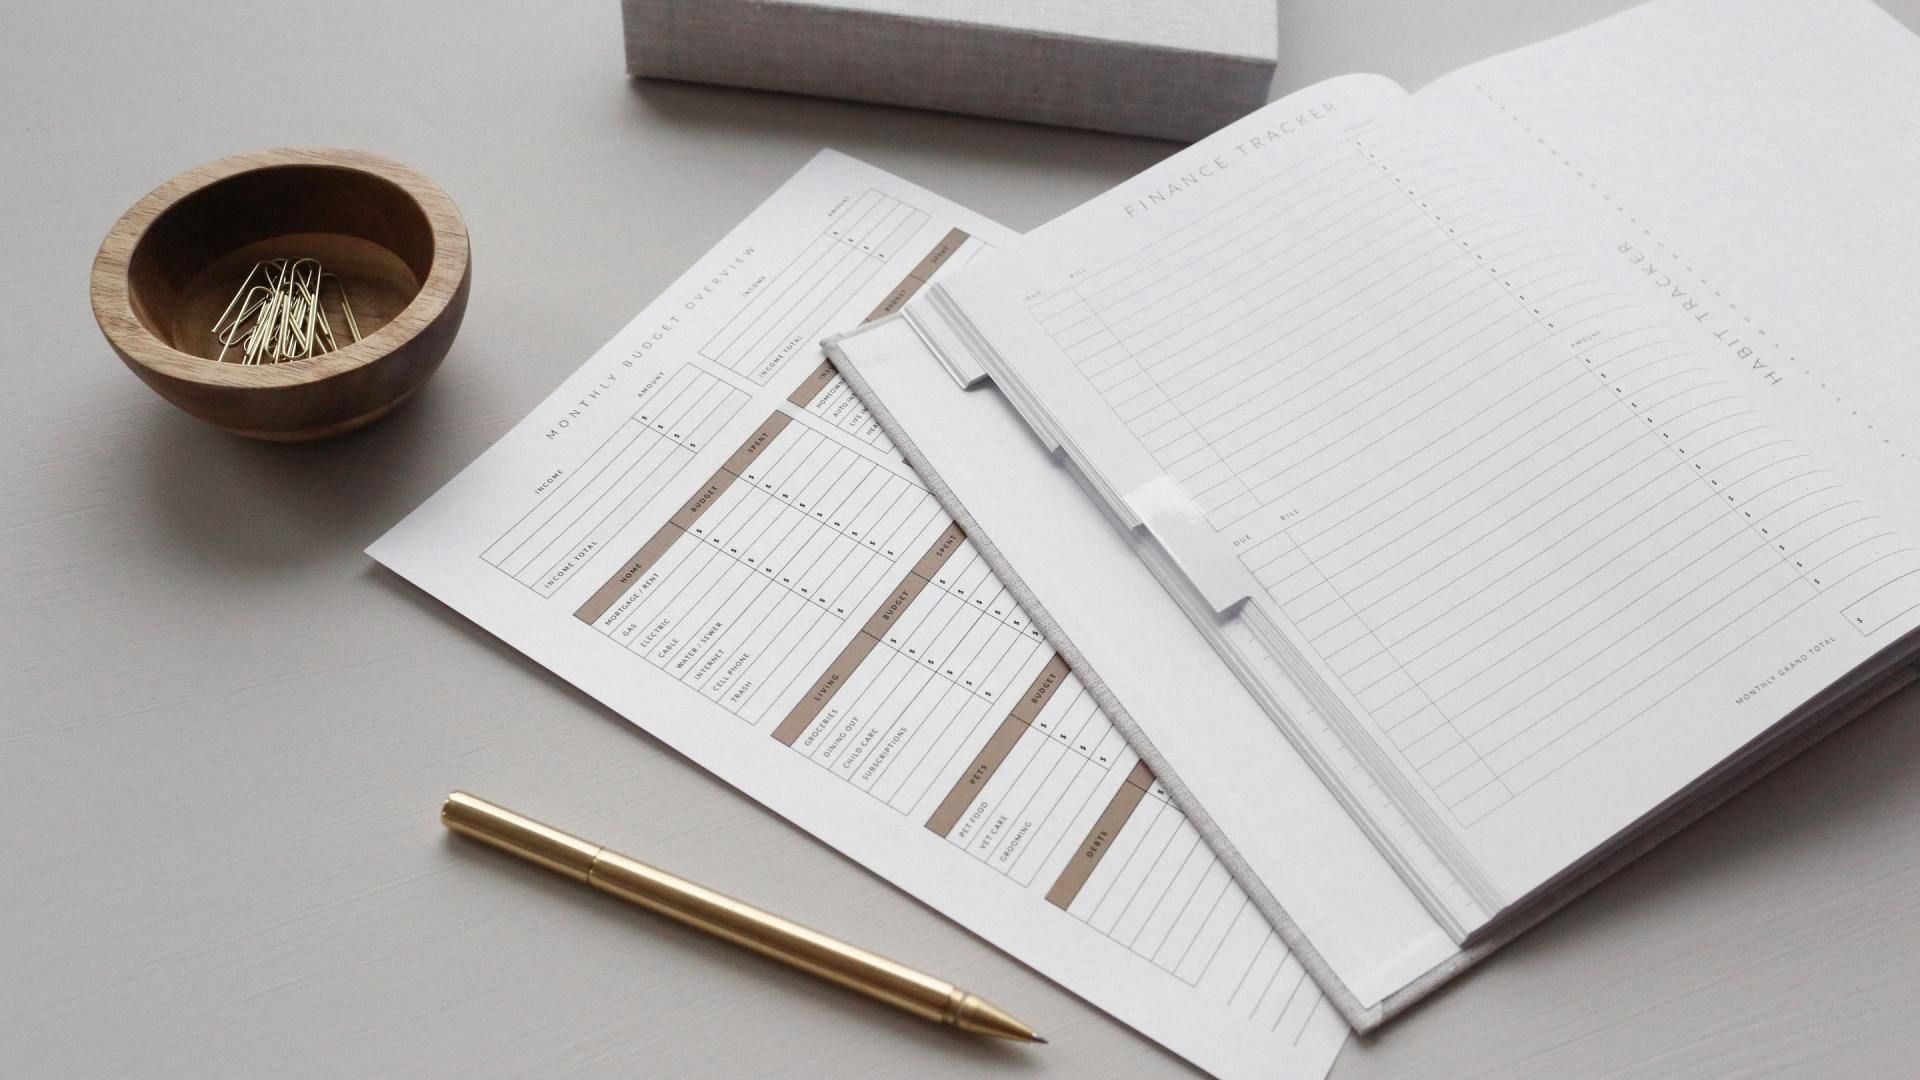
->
370 152 1348 1080
1417 0 1920 533
936 79 1920 930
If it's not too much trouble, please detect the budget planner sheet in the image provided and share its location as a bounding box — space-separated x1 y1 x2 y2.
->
369 152 1348 1080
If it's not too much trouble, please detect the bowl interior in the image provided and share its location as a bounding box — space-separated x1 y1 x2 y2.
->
125 164 434 363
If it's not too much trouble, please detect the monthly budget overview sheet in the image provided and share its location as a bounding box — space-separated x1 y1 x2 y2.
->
369 151 1348 1080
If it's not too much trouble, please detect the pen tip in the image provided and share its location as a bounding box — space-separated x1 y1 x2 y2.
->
1030 1035 1049 1045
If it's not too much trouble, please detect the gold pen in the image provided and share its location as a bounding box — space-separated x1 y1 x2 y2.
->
441 792 1046 1044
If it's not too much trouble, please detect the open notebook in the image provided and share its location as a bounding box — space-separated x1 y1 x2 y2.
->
828 0 1920 1028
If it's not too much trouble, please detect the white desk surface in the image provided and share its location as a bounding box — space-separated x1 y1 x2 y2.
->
7 1 1920 1076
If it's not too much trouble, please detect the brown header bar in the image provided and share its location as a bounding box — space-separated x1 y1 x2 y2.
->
862 282 919 323
923 653 1070 836
573 524 684 624
1045 761 1154 910
924 713 1027 837
858 577 934 641
771 629 882 746
668 475 740 532
1010 655 1071 725
795 230 971 404
910 523 967 582
668 412 789 531
862 228 972 323
719 411 792 477
575 412 793 625
770 523 970 748
786 359 837 409
905 228 970 283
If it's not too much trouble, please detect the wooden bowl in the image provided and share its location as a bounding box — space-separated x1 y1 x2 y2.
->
90 147 470 441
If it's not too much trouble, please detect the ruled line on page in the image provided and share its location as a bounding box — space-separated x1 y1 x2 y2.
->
1025 114 1920 826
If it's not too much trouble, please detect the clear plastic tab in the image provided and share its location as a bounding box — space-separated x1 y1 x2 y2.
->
1122 476 1259 614
907 290 990 388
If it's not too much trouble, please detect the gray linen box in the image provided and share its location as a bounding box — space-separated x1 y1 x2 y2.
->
621 0 1279 141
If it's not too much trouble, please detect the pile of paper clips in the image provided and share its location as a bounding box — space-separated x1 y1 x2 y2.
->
209 258 362 364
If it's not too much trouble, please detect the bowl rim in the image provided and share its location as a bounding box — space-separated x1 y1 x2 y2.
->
89 146 470 389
